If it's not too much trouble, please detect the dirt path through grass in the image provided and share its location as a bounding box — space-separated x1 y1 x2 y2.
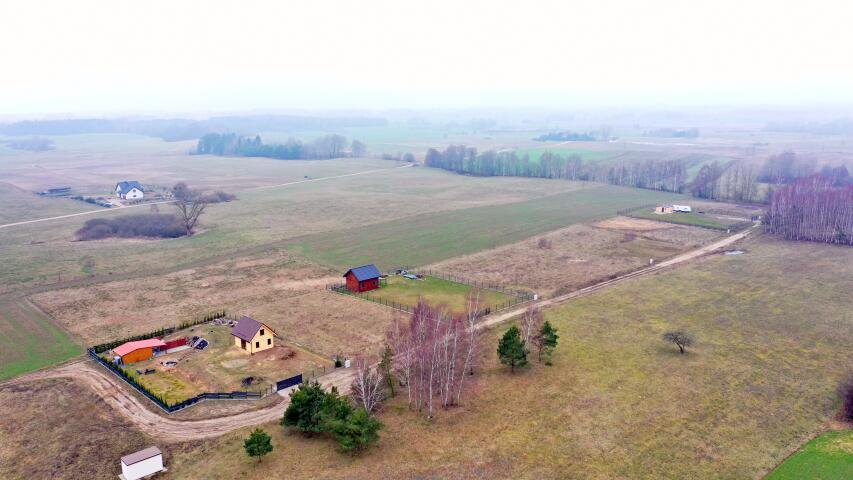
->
2 225 756 441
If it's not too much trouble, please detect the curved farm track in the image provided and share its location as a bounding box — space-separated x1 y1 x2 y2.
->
3 224 757 442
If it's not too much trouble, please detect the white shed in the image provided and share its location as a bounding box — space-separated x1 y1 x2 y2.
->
672 204 692 213
120 446 165 480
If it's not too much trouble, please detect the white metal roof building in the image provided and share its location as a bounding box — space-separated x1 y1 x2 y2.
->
120 446 165 480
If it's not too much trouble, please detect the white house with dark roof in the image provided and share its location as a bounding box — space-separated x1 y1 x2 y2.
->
115 180 144 200
231 315 277 354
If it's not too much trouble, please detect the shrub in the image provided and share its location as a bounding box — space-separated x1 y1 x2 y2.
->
840 376 853 421
75 214 186 240
200 190 237 203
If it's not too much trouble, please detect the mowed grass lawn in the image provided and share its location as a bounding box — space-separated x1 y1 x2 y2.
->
166 236 853 479
293 184 688 270
766 430 852 479
0 299 81 381
627 207 745 230
369 275 514 314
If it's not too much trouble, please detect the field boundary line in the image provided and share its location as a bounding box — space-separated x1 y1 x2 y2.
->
0 163 412 230
5 224 757 438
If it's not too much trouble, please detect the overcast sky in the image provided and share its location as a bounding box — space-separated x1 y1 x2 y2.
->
1 0 852 116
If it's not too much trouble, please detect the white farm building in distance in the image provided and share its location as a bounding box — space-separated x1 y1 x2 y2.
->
115 180 145 200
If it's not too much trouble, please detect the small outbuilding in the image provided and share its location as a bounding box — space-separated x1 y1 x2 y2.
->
343 264 381 293
231 315 277 354
120 446 165 480
655 205 674 214
672 204 692 213
113 338 167 364
115 181 145 200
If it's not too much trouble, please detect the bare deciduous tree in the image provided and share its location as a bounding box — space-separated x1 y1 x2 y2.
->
351 139 367 157
520 306 543 347
385 299 479 419
350 358 384 414
172 182 208 236
663 330 694 354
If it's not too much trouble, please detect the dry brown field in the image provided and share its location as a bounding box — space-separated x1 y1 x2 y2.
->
429 217 721 298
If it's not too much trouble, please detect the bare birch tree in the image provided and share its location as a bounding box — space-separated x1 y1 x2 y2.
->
350 357 384 414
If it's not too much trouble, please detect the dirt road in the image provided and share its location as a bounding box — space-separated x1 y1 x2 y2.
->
3 224 757 441
4 360 357 441
0 164 411 230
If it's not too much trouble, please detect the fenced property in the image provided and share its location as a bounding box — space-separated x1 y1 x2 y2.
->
88 312 335 414
617 205 754 232
328 268 534 317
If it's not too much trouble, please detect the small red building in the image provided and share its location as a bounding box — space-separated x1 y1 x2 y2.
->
343 264 381 293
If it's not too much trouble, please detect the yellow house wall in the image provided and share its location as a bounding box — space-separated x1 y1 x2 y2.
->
234 324 275 354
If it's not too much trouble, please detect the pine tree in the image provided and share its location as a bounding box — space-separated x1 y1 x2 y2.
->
244 428 273 462
378 344 395 397
329 407 383 453
497 325 528 372
281 381 327 436
536 321 559 364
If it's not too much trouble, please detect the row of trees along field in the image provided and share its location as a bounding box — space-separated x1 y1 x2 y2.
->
424 145 687 192
764 175 853 245
196 133 367 160
426 145 851 203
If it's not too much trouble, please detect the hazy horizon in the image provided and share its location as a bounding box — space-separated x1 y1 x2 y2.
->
2 0 852 116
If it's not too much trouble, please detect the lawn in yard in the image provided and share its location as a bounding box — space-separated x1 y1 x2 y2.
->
765 430 852 479
114 324 332 403
626 206 749 230
365 274 515 314
0 299 81 381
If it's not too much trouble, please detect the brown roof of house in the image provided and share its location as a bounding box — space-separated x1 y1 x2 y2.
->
231 315 274 342
121 446 162 466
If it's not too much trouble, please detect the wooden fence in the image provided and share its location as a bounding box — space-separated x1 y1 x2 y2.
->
327 268 535 315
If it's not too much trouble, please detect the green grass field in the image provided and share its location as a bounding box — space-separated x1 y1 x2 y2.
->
766 430 853 479
0 299 81 381
293 184 688 269
367 275 514 314
514 147 611 163
627 207 746 230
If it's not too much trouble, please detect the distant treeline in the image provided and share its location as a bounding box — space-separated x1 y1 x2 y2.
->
1 136 54 151
196 133 366 160
764 175 853 245
642 127 700 138
76 214 186 241
764 118 853 136
425 145 687 192
534 131 598 142
426 145 852 203
0 115 387 142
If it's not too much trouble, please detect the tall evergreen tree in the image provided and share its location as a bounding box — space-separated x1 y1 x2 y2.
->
497 325 528 372
535 321 559 364
281 381 328 436
378 344 395 397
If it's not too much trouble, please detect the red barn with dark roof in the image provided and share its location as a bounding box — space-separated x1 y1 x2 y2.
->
343 264 381 293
